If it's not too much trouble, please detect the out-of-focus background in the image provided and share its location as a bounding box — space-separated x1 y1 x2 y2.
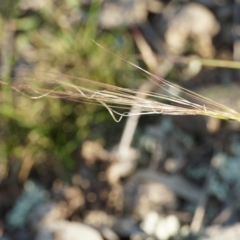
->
1 0 240 239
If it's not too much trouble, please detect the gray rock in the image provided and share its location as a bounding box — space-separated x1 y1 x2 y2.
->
35 221 103 240
200 224 240 240
98 0 147 29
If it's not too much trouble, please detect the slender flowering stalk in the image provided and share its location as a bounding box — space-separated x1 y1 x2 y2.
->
1 42 239 122
2 62 240 123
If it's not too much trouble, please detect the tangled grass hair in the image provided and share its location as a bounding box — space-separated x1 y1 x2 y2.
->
3 60 240 123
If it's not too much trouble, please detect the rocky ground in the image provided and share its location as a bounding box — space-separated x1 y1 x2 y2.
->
1 0 240 240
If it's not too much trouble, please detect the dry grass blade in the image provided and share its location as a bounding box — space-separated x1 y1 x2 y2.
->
2 61 240 123
169 55 240 69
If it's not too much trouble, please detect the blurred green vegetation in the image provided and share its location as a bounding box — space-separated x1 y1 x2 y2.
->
0 0 139 181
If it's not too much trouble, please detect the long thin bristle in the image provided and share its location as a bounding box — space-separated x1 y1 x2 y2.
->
4 67 240 123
